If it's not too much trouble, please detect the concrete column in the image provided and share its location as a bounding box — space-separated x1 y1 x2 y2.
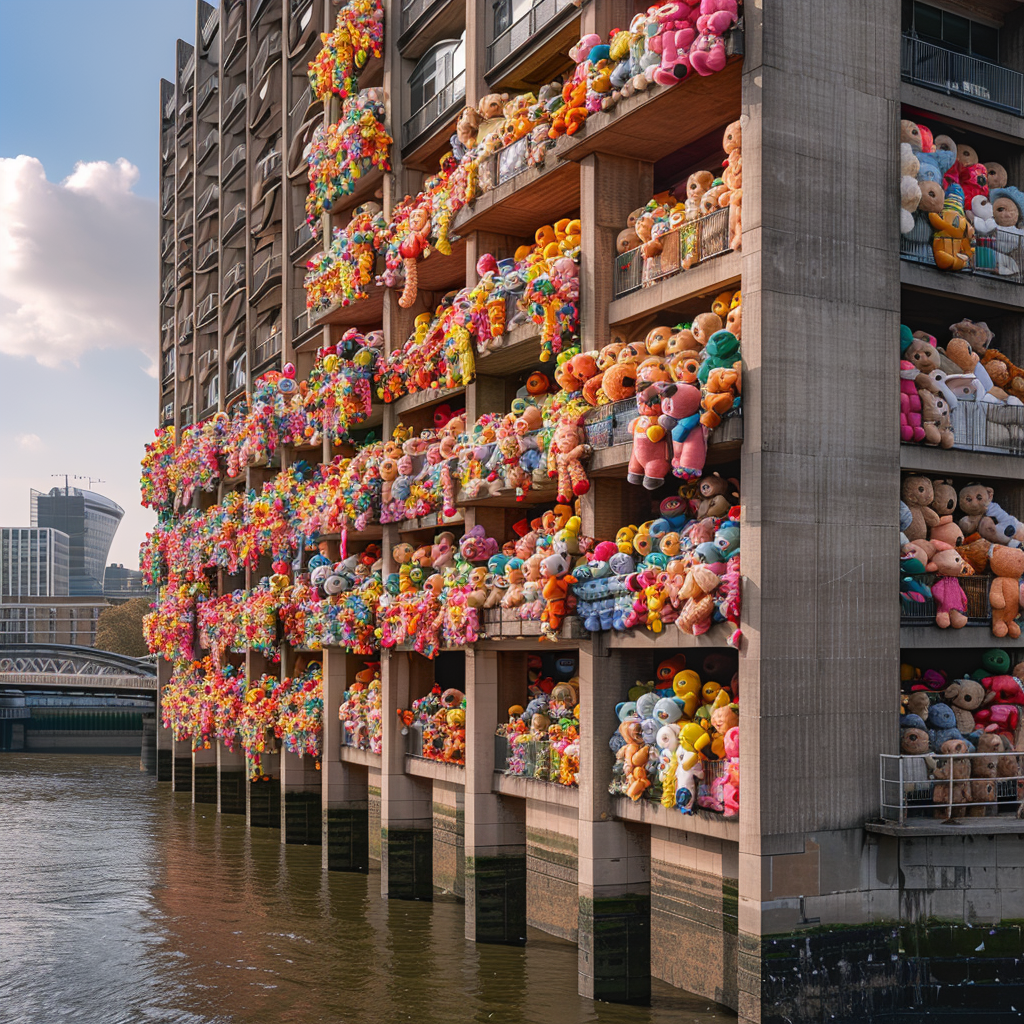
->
140 714 156 774
217 742 247 816
192 744 218 804
322 647 370 872
576 643 651 1004
464 648 527 944
172 737 192 793
156 663 173 782
280 747 322 845
380 649 434 899
736 2 902 1021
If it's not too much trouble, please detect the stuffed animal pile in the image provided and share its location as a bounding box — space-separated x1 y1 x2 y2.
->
900 473 1024 636
397 685 466 764
338 660 383 753
609 652 738 816
307 0 385 102
900 118 1024 277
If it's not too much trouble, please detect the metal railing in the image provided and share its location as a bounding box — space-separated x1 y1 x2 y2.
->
880 751 1024 825
223 261 246 296
162 401 174 424
197 238 219 270
253 326 282 367
182 52 196 83
253 29 283 82
181 404 194 425
163 95 176 121
228 352 247 392
222 143 247 184
251 0 277 27
198 347 218 374
293 219 318 251
161 180 174 213
900 227 1024 286
401 70 465 149
941 402 1024 456
613 206 732 298
197 74 218 113
486 0 577 72
161 270 175 298
197 182 219 218
162 349 176 381
400 0 447 37
901 34 1024 116
223 201 246 239
294 309 314 338
476 135 531 193
196 128 218 166
252 252 282 295
178 313 195 344
255 148 283 182
201 6 219 47
224 84 247 128
197 292 219 325
290 88 313 127
899 573 1001 626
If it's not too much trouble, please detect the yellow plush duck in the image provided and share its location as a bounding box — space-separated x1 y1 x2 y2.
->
929 183 975 272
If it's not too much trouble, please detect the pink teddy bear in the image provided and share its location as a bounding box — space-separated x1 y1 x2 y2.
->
689 0 739 76
647 1 699 86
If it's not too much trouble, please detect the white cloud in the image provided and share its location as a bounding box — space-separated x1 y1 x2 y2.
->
0 156 156 371
15 433 42 451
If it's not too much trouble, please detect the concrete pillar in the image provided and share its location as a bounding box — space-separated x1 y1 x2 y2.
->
246 749 281 829
217 742 247 816
140 714 157 774
322 647 370 872
576 643 651 1004
193 744 218 804
156 663 173 782
380 649 434 899
464 648 527 944
172 737 192 793
736 2 902 1021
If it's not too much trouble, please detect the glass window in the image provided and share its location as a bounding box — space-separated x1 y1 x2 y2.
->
409 36 465 114
972 22 998 62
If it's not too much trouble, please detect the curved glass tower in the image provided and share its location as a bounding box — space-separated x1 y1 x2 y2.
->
30 488 125 597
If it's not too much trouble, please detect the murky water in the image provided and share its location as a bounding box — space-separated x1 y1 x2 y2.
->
0 754 731 1024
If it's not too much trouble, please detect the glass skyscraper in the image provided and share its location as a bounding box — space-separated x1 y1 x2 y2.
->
0 527 70 597
30 488 124 597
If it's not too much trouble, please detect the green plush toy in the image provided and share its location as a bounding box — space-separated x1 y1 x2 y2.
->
697 330 740 386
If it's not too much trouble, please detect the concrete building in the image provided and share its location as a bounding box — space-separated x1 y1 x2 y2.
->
154 1 1024 1021
0 527 70 598
103 564 155 603
30 487 125 597
0 596 106 647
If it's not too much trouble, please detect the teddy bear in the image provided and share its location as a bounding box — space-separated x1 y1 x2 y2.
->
980 347 1024 399
901 142 921 235
926 541 974 628
989 545 1024 639
950 318 994 355
901 474 939 541
932 737 973 817
929 478 958 519
657 380 706 480
684 169 715 221
943 678 986 734
695 472 739 518
919 390 954 448
900 721 932 792
547 416 592 502
627 384 673 489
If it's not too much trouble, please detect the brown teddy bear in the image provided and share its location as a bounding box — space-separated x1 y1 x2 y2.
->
930 478 958 518
943 679 986 735
989 546 1024 639
690 312 722 352
902 475 939 542
980 348 1024 399
957 482 995 536
905 691 932 721
969 752 999 817
695 473 739 518
932 738 972 818
950 318 994 354
900 724 932 791
920 390 954 448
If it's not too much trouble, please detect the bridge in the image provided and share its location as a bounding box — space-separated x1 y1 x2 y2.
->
0 644 158 697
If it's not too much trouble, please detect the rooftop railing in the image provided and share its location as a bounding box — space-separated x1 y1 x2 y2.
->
613 206 732 299
901 34 1024 116
880 751 1024 826
900 225 1024 286
486 0 576 73
402 69 465 149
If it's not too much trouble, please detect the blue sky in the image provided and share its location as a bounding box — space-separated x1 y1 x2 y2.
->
0 0 196 567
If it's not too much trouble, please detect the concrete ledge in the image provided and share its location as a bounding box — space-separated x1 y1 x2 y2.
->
900 259 1024 313
865 816 1024 837
492 770 579 808
899 625 1024 648
613 793 739 841
900 443 1024 480
339 744 381 768
405 754 465 786
900 81 1024 144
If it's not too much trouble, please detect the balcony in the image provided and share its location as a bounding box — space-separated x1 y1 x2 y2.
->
197 237 219 271
201 6 219 49
223 83 247 131
228 350 247 393
613 206 732 299
293 308 315 340
253 314 282 367
175 205 194 237
176 257 193 285
223 261 246 297
288 0 319 57
253 28 283 83
162 352 176 383
161 270 175 300
255 147 283 184
900 226 1024 287
161 180 174 214
474 134 530 194
293 218 318 254
402 69 465 150
196 182 219 219
181 404 194 426
486 0 577 75
161 400 174 425
879 752 1024 829
222 201 246 241
178 312 195 342
196 73 218 115
163 94 176 121
161 317 175 349
222 143 247 186
901 34 1024 117
251 0 278 27
198 346 219 378
197 291 219 326
181 52 196 83
196 129 218 167
251 251 283 299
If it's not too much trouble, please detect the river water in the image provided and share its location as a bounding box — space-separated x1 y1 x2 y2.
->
0 754 731 1024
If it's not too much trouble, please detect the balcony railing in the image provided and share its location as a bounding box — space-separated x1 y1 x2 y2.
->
228 352 247 392
197 237 219 271
900 226 1024 286
163 95 176 121
181 404 194 425
224 83 247 129
486 0 576 73
162 350 176 381
901 34 1024 116
198 347 218 375
943 402 1024 457
253 29 283 82
181 52 196 83
161 181 174 213
223 261 246 296
251 0 277 27
253 318 282 367
222 143 247 185
293 219 318 251
201 6 219 48
880 752 1024 826
197 292 219 325
162 401 174 424
197 130 219 167
197 181 219 218
400 0 447 37
161 270 175 298
255 148 283 183
613 206 732 298
197 74 218 114
899 572 997 627
178 313 195 343
222 201 246 240
252 252 283 295
294 308 314 338
475 135 530 193
402 70 465 149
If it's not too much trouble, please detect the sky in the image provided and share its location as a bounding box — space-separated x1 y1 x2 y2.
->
0 0 198 567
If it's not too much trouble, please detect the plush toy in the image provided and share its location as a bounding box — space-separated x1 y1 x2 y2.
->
929 183 975 272
919 389 954 448
627 384 673 489
925 540 974 629
901 142 921 235
988 545 1024 639
901 475 939 541
657 381 706 479
932 737 972 818
547 416 592 502
942 678 985 735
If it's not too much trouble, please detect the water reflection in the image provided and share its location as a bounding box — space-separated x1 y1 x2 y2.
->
0 755 732 1024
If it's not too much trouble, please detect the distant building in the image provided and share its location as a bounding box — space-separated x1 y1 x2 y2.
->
30 488 124 597
103 564 154 603
0 527 70 597
0 596 106 647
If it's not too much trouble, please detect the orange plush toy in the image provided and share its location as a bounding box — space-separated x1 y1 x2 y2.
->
989 546 1024 639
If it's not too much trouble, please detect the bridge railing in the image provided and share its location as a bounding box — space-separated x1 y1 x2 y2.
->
0 673 157 692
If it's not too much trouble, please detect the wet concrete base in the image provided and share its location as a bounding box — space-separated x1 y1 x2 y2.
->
282 790 322 845
465 854 527 945
172 757 191 793
382 826 432 900
218 770 246 816
247 777 281 829
193 764 217 805
578 892 651 1005
323 806 369 872
156 749 172 782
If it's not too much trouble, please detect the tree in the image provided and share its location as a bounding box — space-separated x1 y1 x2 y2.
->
94 598 151 657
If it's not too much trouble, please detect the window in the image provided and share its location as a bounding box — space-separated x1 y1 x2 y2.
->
903 1 1000 62
409 35 465 116
493 0 535 38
